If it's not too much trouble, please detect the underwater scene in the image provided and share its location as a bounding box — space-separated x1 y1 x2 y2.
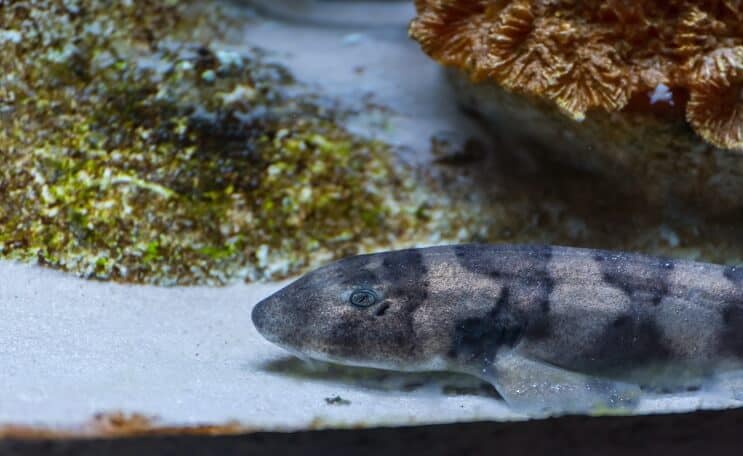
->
2 0 743 443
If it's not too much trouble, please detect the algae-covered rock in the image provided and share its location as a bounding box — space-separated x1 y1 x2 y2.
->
0 0 427 285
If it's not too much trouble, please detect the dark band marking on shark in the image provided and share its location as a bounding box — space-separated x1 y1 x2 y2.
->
719 265 743 358
252 244 743 414
449 287 525 365
577 252 676 373
594 252 674 307
580 314 672 376
449 245 554 367
379 248 429 307
720 306 743 358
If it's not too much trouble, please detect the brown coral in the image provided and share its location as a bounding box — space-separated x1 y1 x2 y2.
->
687 47 743 150
410 0 743 150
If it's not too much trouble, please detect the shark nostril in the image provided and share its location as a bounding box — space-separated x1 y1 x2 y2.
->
374 302 391 317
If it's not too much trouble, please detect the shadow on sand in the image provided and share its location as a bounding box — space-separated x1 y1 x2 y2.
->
255 356 502 400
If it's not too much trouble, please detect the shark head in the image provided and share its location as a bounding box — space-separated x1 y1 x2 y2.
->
251 248 452 371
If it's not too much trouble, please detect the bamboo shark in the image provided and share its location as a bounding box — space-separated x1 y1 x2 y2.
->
251 244 743 413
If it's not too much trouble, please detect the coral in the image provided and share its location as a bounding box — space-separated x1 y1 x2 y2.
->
686 46 743 150
410 0 743 150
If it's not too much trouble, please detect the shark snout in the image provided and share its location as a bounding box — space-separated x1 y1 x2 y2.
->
251 296 281 343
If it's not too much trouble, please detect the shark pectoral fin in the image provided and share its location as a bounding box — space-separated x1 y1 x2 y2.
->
482 352 641 415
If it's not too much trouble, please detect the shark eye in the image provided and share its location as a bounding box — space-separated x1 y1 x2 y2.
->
349 289 378 308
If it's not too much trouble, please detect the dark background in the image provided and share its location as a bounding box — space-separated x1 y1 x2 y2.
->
3 408 743 456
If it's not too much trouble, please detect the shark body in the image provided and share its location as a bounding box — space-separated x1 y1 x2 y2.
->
252 244 743 413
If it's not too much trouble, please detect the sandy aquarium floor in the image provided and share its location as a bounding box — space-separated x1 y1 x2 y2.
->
1 259 739 431
1 1 741 432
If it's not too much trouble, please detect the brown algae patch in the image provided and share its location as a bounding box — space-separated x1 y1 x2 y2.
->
0 411 249 438
0 1 433 285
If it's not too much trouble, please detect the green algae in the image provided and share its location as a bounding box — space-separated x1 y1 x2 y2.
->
0 0 425 285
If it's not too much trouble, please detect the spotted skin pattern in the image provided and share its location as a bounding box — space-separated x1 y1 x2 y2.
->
252 244 743 412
